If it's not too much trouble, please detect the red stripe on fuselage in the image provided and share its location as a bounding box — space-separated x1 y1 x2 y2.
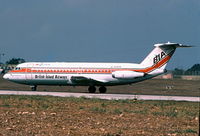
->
135 55 171 73
9 55 171 74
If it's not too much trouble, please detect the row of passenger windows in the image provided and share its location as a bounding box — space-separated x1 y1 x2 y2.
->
29 69 114 73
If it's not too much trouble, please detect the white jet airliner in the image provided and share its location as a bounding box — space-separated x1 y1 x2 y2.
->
3 42 191 93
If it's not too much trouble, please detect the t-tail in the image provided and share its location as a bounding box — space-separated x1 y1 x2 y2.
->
138 42 192 75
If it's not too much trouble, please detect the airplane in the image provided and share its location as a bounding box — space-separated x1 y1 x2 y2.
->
3 42 191 93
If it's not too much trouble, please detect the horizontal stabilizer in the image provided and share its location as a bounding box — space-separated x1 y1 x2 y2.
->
154 42 193 48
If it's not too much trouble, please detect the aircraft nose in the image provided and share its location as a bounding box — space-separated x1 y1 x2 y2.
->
3 73 10 80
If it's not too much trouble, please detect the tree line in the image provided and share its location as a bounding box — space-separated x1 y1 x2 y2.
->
5 58 25 65
173 64 200 75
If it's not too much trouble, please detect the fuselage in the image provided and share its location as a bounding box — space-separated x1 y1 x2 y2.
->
3 62 157 86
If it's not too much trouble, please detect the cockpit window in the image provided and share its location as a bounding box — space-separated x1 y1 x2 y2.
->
15 67 21 70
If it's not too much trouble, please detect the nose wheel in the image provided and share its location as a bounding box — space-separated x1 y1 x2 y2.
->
30 85 37 91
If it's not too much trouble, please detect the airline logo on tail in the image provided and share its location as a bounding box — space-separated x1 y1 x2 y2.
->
153 51 166 64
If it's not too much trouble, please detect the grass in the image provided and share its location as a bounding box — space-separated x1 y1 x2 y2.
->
0 95 199 117
0 95 199 135
90 107 107 113
184 129 198 133
113 108 123 114
169 129 198 134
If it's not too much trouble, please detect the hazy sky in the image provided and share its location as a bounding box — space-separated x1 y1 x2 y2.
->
0 0 199 69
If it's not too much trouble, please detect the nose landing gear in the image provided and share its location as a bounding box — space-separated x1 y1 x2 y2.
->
30 85 37 91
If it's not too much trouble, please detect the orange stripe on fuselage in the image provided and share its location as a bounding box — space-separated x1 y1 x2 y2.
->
135 55 171 73
9 55 170 74
9 68 27 73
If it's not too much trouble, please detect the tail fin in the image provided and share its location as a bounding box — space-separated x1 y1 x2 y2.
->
140 42 191 74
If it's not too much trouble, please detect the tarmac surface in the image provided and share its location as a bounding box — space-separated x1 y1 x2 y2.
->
0 90 199 102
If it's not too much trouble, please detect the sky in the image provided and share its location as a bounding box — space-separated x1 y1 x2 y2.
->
0 0 199 69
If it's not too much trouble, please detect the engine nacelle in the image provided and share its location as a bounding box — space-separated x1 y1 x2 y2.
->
112 71 144 79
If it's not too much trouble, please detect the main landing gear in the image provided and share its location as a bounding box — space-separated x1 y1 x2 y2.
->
88 86 96 93
30 85 37 91
99 86 107 93
88 86 107 93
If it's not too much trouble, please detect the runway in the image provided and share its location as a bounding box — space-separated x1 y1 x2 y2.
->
0 90 199 102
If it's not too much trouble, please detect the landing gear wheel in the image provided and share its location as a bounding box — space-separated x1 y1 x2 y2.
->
31 85 37 91
88 86 96 93
99 86 107 93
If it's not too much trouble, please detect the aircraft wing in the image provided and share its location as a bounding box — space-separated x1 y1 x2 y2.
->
71 76 107 85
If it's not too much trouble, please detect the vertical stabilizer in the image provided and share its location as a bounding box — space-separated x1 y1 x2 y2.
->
140 42 191 73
